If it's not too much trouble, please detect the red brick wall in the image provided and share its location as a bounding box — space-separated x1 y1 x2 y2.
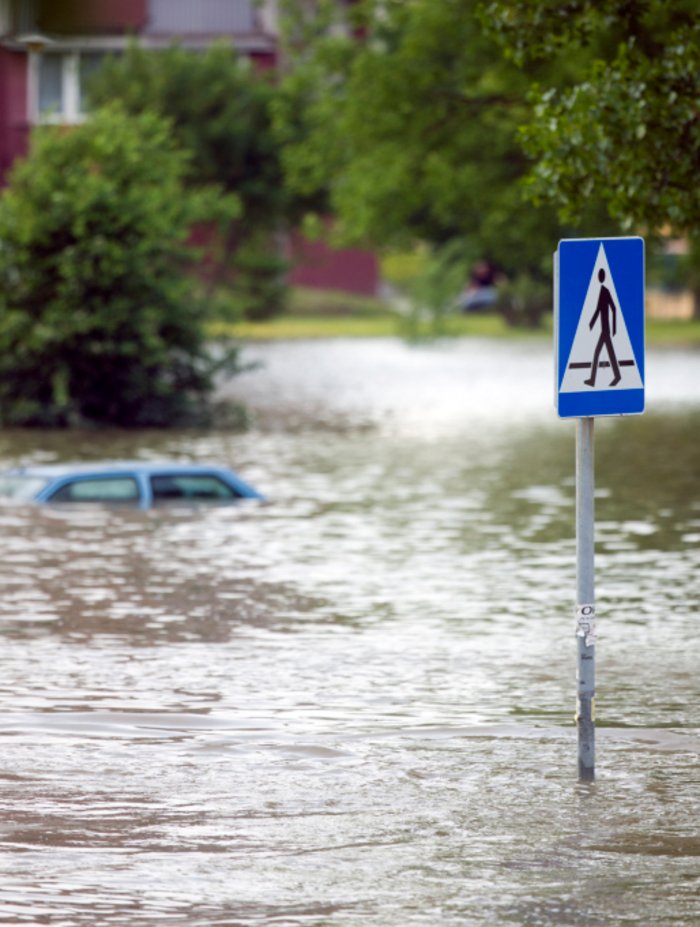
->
0 48 29 183
286 231 379 297
81 0 147 32
250 50 277 71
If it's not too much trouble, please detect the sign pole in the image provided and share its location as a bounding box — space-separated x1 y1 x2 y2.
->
557 236 645 780
576 416 595 781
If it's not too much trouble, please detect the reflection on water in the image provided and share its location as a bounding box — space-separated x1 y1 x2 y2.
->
0 338 698 925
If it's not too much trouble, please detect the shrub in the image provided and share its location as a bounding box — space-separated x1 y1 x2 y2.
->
0 106 240 427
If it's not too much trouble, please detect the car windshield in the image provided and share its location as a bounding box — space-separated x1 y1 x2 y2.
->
0 475 49 500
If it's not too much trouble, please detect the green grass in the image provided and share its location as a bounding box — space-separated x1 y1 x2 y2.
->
208 308 529 340
287 287 390 317
207 287 700 345
646 317 700 346
207 287 395 339
209 313 400 340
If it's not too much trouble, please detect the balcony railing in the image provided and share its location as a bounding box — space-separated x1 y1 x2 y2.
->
145 0 258 35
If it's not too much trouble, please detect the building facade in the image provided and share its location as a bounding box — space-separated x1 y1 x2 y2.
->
0 0 378 295
0 0 276 177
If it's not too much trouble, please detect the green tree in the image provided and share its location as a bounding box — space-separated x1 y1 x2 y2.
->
0 106 239 427
90 43 303 319
91 42 288 229
483 2 700 227
276 0 613 323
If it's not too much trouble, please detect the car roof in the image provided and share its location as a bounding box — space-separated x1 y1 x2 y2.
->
3 461 240 477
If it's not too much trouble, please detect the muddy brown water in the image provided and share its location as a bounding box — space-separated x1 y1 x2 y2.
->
0 338 698 926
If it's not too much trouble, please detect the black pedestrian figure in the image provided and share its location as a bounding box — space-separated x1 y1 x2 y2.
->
584 269 621 387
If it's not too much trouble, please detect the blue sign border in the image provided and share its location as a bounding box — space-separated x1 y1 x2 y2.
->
555 237 645 418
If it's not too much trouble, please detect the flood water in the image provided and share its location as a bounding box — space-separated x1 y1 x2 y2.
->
0 337 699 926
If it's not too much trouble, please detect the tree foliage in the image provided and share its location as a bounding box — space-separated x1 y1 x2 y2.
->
0 106 238 427
482 0 700 236
276 0 608 285
90 43 304 319
90 43 287 230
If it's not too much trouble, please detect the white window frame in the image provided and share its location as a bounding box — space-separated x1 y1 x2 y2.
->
28 49 103 125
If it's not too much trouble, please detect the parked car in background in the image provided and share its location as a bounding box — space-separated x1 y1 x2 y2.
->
0 462 264 508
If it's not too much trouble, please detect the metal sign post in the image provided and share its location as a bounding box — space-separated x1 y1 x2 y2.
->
555 237 645 781
576 417 596 781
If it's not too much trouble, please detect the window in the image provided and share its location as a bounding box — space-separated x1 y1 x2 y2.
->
78 52 107 113
48 477 139 503
37 52 62 115
151 474 239 502
32 50 110 123
0 0 11 36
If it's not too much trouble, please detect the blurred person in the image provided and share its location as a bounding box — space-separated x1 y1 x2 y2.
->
457 259 498 312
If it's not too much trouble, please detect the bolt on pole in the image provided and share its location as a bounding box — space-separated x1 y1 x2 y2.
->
576 417 596 781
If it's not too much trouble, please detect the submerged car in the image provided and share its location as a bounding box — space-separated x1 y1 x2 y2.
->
0 461 264 508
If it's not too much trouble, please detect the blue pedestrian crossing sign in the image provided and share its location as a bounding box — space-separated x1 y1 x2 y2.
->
555 237 645 418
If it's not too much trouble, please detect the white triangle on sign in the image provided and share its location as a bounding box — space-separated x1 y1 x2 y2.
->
561 243 643 393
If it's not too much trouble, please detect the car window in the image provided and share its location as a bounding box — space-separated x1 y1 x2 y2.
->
151 474 238 501
0 475 49 500
48 476 140 503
